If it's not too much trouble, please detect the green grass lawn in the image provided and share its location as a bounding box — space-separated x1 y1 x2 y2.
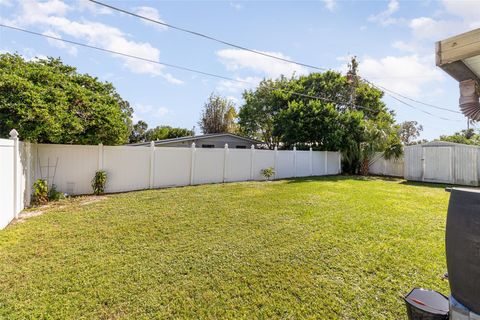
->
0 176 450 319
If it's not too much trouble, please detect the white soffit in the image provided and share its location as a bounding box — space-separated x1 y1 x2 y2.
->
463 55 480 79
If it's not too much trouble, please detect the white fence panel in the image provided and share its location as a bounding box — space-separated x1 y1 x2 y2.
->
327 152 341 175
295 151 311 177
0 139 15 229
34 144 98 196
154 148 191 187
103 146 150 193
193 148 224 184
404 145 423 181
252 150 275 180
225 149 250 182
276 151 295 179
369 153 404 177
312 152 327 175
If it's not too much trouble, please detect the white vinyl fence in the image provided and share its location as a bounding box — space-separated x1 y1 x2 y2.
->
0 131 30 229
31 143 342 195
368 152 404 177
1 134 342 229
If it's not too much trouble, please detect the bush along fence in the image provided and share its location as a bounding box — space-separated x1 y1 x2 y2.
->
0 131 342 229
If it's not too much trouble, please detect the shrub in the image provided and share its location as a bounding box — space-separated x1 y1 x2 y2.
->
92 170 107 195
260 167 275 181
48 184 65 201
33 179 48 205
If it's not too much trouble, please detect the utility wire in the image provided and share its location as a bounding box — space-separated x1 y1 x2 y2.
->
0 23 461 122
0 24 247 83
88 0 328 72
88 0 460 115
365 81 461 114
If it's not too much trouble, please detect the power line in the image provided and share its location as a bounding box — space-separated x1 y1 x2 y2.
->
88 0 328 72
387 94 463 122
0 23 462 122
0 24 248 83
366 81 461 114
88 0 460 116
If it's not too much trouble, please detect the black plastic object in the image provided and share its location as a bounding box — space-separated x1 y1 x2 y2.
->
404 288 449 320
446 188 480 314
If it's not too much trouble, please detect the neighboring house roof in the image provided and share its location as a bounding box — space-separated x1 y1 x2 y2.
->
129 133 263 146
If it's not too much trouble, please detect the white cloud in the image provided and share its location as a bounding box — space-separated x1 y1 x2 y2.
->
133 6 168 31
0 0 12 6
216 49 308 78
230 2 243 11
353 54 444 97
4 0 182 83
42 30 78 56
217 76 262 94
77 0 113 15
407 1 480 42
442 0 480 27
368 0 400 26
134 104 170 119
322 0 336 12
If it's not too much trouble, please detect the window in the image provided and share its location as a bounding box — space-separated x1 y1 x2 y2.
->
236 145 247 149
202 144 215 148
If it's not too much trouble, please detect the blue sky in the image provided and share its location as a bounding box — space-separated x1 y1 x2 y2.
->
1 0 479 140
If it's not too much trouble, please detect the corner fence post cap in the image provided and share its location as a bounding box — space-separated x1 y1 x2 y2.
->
191 142 196 148
251 144 255 149
224 143 228 149
9 129 18 139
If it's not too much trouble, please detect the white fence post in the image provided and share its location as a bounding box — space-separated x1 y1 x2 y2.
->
10 129 19 219
338 152 342 174
274 146 278 180
190 142 196 185
250 144 255 180
149 141 155 189
98 143 104 171
293 146 297 178
25 142 32 206
309 147 313 176
324 151 328 175
223 143 228 183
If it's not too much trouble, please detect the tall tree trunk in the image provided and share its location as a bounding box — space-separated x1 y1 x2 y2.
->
360 157 370 176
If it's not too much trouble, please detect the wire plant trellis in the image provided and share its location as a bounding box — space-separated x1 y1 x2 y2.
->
36 147 59 189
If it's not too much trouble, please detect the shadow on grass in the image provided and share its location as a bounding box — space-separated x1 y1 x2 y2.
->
283 175 454 190
283 174 402 184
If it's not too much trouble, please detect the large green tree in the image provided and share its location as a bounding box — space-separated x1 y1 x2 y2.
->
198 94 238 134
238 68 401 174
439 129 480 145
0 53 132 145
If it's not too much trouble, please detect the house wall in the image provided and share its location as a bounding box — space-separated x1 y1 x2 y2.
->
157 136 256 149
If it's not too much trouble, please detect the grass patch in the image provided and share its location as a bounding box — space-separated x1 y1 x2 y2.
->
0 176 450 319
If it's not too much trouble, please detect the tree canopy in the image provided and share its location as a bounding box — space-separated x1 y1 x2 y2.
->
129 121 193 143
198 94 238 134
0 53 133 145
439 129 480 145
238 69 401 173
